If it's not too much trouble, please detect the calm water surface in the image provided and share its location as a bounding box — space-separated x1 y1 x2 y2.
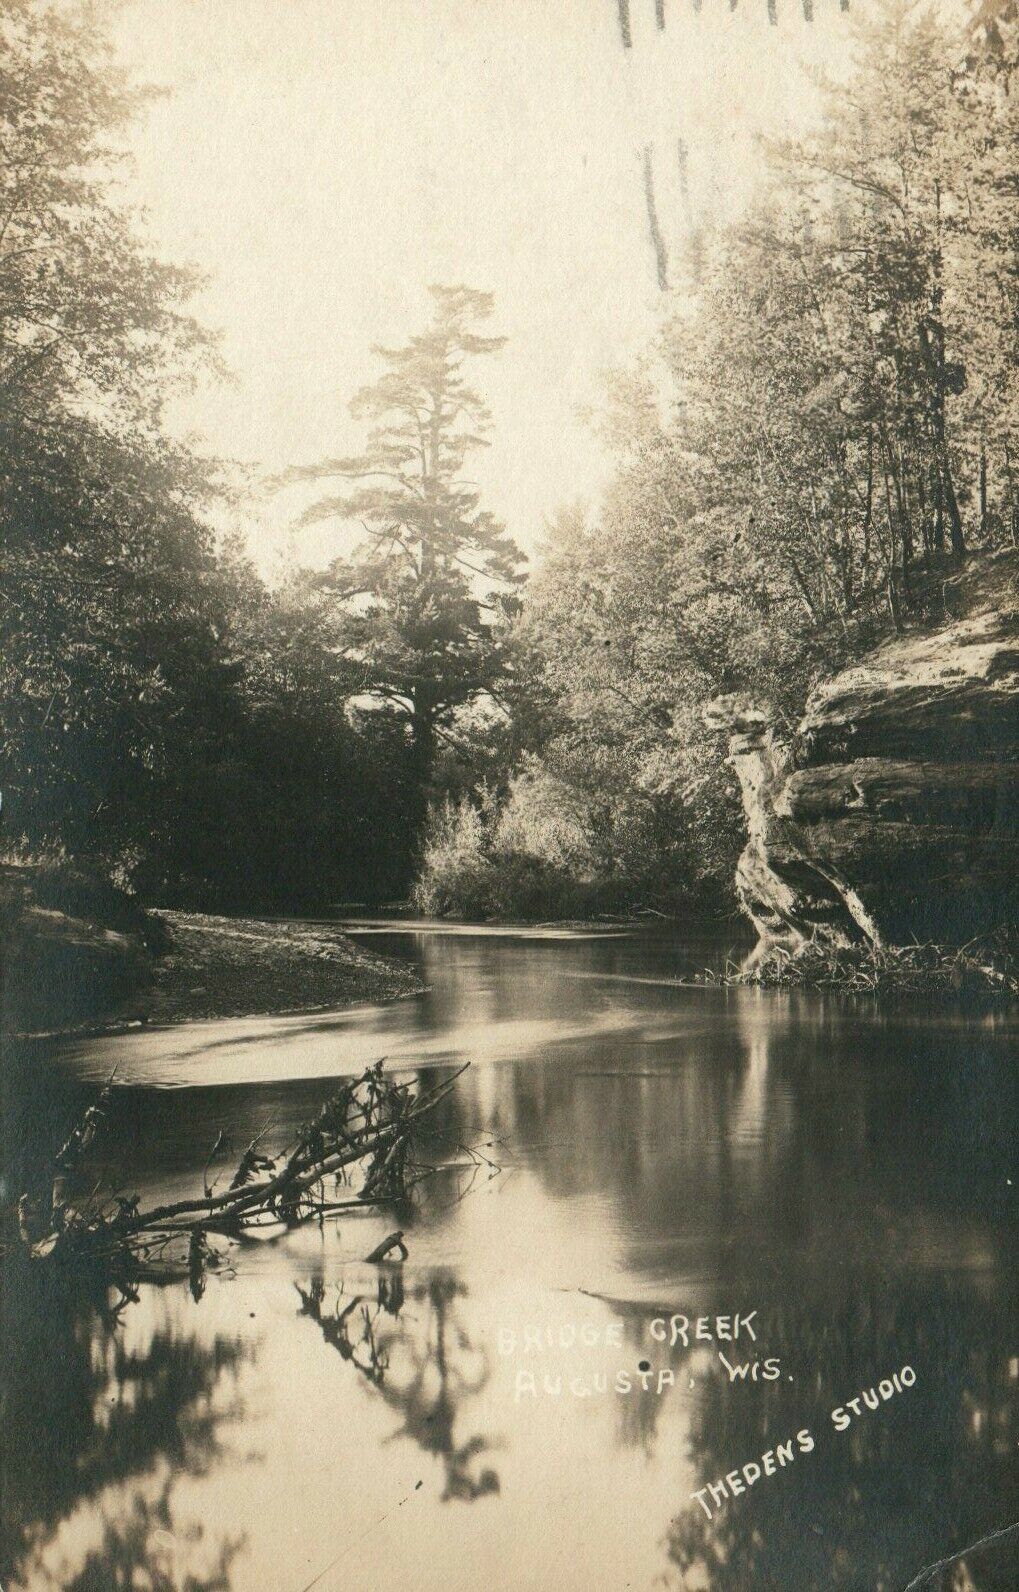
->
3 925 1017 1591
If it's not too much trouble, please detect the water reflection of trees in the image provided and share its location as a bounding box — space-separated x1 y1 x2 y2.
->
296 1270 499 1502
60 1483 242 1592
662 1283 1019 1590
1 1254 250 1590
456 990 1017 1270
611 1311 667 1460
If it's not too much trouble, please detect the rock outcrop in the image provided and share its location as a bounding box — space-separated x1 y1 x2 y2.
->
710 552 1018 966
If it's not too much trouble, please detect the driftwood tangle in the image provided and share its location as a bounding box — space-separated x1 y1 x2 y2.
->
9 1061 467 1287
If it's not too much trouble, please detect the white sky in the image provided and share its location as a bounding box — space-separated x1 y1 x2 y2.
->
111 0 852 572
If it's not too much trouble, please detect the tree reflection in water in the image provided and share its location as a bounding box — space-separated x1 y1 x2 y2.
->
662 1284 1019 1591
1 1254 250 1591
296 1270 500 1502
60 1483 242 1592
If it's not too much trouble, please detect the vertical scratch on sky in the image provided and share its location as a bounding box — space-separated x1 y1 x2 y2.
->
642 146 669 291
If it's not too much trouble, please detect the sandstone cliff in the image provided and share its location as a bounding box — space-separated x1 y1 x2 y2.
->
708 552 1018 970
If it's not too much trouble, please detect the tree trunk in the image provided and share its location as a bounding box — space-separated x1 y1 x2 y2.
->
918 314 966 559
408 702 437 845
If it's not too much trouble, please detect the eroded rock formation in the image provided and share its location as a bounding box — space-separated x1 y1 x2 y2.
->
710 552 1018 965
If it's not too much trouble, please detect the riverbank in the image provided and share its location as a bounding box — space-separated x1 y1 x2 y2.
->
712 935 1018 1002
145 911 422 1025
2 862 423 1037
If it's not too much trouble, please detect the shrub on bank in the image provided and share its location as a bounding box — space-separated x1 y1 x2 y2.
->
411 795 583 919
411 789 673 921
411 797 492 918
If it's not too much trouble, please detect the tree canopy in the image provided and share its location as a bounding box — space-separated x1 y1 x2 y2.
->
1 1 412 908
0 0 212 431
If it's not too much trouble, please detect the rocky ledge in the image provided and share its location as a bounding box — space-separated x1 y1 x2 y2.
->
707 552 1018 971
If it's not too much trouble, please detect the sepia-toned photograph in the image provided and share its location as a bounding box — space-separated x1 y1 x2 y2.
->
1 1 1016 1587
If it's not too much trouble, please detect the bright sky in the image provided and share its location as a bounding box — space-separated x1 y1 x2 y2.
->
111 0 852 572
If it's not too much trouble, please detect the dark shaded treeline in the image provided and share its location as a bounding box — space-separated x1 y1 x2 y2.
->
3 402 419 907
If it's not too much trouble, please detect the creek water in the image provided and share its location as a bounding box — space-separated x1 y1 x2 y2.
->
2 924 1017 1591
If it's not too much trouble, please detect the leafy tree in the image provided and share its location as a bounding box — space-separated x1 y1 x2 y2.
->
658 0 1018 647
0 0 212 431
487 0 1018 918
1 407 234 868
278 286 525 832
0 1 409 908
0 0 229 883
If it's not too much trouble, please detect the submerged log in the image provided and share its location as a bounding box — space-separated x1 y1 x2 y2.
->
364 1230 409 1263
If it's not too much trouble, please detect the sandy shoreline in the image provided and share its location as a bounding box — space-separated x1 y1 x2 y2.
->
7 907 423 1040
142 910 423 1026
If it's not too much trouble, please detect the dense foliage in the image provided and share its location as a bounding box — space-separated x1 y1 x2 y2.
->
0 0 411 908
429 0 1017 919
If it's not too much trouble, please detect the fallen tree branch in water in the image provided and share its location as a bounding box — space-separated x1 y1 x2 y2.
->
5 1061 470 1286
364 1229 409 1263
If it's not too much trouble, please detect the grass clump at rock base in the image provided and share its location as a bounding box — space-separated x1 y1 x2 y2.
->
713 934 1018 1002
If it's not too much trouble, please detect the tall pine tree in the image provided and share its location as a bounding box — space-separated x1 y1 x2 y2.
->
278 286 524 833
